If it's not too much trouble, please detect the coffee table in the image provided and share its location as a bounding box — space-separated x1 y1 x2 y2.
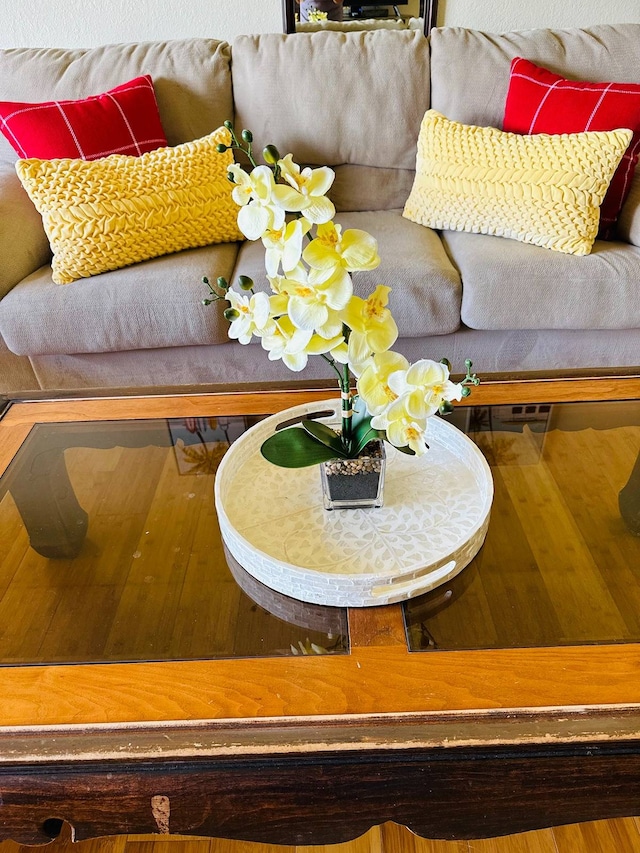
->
0 376 639 846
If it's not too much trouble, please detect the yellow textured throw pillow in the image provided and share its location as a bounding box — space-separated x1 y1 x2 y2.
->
16 127 243 284
403 110 632 256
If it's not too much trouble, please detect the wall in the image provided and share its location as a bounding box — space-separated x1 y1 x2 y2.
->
0 0 639 49
0 0 282 49
438 0 640 32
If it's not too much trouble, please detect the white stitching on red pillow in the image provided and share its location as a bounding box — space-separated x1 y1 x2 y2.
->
0 75 167 160
503 57 640 240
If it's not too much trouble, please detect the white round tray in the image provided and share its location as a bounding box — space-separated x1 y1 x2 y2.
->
215 399 493 607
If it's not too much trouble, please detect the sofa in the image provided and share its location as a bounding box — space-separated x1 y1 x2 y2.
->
1 23 639 399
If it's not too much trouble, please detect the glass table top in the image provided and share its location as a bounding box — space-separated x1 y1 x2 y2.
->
0 415 348 665
0 396 638 667
405 398 640 651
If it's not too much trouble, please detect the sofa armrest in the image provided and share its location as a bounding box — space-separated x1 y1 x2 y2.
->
617 173 640 248
0 164 51 300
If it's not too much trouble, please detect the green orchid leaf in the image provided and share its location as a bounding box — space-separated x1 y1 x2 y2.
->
350 396 369 432
352 405 371 437
301 419 349 457
354 423 379 455
260 427 341 468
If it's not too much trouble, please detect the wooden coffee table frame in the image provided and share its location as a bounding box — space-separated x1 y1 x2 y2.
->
0 375 639 845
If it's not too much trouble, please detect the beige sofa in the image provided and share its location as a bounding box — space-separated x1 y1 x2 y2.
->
1 24 639 399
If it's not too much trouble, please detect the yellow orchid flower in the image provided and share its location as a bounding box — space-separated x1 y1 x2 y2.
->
389 359 464 418
356 351 410 415
269 265 352 334
306 331 346 355
226 290 274 344
272 154 336 224
406 359 464 403
370 395 430 456
260 315 313 372
262 218 310 276
229 164 285 240
260 316 342 372
343 285 399 366
303 222 380 273
329 340 349 364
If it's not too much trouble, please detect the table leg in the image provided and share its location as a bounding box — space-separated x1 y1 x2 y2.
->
9 446 88 558
619 448 640 535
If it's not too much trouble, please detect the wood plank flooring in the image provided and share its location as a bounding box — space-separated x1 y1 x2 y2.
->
3 819 640 853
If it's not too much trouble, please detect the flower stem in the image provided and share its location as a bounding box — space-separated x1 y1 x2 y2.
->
320 353 344 384
341 344 352 451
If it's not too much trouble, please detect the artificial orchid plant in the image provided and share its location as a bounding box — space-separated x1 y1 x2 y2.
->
203 123 479 468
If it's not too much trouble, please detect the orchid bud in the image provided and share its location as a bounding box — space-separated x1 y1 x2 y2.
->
224 120 233 130
217 276 229 290
439 400 454 415
263 144 281 165
238 275 254 291
224 307 240 321
241 129 253 144
216 143 228 153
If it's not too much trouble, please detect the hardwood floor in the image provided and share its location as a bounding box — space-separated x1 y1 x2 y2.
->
3 820 640 853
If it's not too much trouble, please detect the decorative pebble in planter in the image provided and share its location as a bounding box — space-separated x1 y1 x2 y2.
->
320 439 386 510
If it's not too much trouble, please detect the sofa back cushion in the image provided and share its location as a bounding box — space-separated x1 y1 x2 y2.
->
232 30 430 212
0 38 233 164
429 24 640 130
618 174 640 248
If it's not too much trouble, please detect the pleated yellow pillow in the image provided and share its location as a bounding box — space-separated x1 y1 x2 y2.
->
15 126 243 284
403 110 632 256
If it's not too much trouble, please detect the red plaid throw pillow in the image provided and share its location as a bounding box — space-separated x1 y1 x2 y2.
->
503 57 640 240
0 75 167 161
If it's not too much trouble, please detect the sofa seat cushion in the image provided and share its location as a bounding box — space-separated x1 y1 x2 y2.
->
232 209 462 338
0 243 239 356
24 328 640 395
442 230 640 331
